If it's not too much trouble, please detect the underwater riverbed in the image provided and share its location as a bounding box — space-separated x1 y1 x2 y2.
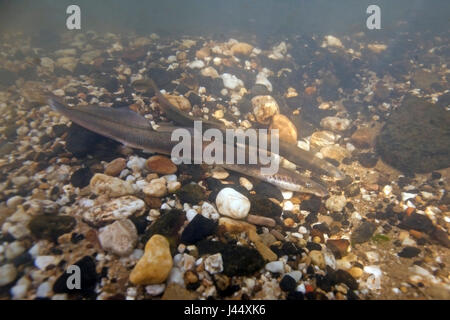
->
0 1 449 301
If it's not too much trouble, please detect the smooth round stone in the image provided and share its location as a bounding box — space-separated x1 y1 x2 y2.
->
325 195 347 212
216 188 251 220
129 235 173 285
146 155 177 175
0 264 17 286
98 219 138 256
104 158 127 176
270 114 298 144
265 261 284 273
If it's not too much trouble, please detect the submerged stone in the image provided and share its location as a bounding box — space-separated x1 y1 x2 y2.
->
29 215 76 241
196 239 265 277
53 256 98 297
377 96 450 173
177 183 207 204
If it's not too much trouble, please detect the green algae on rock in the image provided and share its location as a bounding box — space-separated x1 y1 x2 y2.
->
377 96 450 173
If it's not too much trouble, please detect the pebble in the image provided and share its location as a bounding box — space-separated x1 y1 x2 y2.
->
204 253 224 274
163 94 192 111
310 131 336 148
10 277 30 299
367 43 387 53
201 66 220 78
98 219 138 256
90 173 135 198
145 284 166 296
104 158 127 176
188 60 205 69
167 181 181 193
83 196 145 227
251 95 280 124
127 156 146 172
195 47 211 59
5 241 26 260
221 73 243 90
320 116 351 132
146 155 177 174
309 251 326 269
351 221 377 244
129 235 173 285
6 196 24 209
349 266 364 279
269 114 298 144
230 42 253 56
0 264 17 287
180 214 217 245
143 177 167 198
239 177 253 191
265 261 284 273
279 275 297 292
322 35 344 48
36 282 52 298
398 246 421 258
351 126 379 148
325 195 347 212
216 187 251 219
320 145 351 162
34 255 58 270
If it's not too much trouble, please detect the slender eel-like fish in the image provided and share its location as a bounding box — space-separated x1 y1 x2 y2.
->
48 97 329 197
137 79 345 180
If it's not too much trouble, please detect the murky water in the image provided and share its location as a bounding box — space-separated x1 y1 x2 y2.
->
0 0 449 301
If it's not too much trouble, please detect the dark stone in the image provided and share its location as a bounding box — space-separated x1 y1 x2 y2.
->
144 210 185 251
196 240 264 277
330 269 358 290
186 92 202 107
376 96 450 173
279 275 297 292
398 246 421 258
316 274 333 292
431 172 442 180
12 252 33 267
180 214 217 245
344 183 360 197
177 183 207 204
249 84 270 97
281 242 302 255
306 242 322 252
249 194 282 218
300 196 322 214
351 221 376 244
95 74 119 92
53 256 98 298
129 215 149 235
357 152 379 168
70 167 93 188
398 212 435 234
29 215 77 241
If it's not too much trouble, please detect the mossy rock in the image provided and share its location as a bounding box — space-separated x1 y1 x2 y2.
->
176 183 207 204
143 209 185 252
196 239 265 277
377 96 450 173
29 215 76 241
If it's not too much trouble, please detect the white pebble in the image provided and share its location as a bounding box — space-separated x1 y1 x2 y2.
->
265 261 284 273
216 188 250 219
145 284 166 296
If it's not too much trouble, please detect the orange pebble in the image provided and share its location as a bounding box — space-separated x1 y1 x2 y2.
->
405 207 415 216
304 86 317 96
305 285 314 293
283 218 295 227
409 229 423 239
